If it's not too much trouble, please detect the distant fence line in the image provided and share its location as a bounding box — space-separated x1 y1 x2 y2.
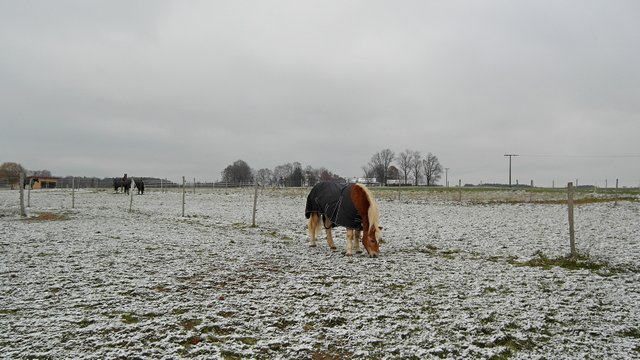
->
6 180 636 260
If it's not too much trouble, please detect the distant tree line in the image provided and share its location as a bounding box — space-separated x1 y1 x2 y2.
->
221 160 343 187
2 148 444 191
220 149 443 188
362 149 444 186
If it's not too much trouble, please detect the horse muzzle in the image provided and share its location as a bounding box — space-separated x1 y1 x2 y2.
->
366 250 380 258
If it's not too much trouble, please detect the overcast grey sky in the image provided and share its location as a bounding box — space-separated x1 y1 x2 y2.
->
2 1 639 186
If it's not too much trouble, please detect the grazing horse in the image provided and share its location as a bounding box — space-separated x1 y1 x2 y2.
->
113 178 123 192
135 180 144 195
305 182 383 257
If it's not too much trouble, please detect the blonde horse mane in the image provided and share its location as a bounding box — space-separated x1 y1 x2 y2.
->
354 183 381 233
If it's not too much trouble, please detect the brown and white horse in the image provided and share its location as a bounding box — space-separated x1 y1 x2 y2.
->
305 182 383 257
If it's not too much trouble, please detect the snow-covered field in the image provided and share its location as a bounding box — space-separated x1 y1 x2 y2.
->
1 188 639 359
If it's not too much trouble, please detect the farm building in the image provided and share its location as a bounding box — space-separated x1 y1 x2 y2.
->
26 176 59 189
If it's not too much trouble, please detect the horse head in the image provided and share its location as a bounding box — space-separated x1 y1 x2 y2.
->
362 225 382 257
351 183 383 257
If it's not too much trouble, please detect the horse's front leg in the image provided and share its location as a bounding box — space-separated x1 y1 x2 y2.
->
323 217 337 251
346 229 355 256
353 230 363 254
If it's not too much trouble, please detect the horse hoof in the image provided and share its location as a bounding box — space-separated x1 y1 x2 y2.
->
330 247 337 251
309 244 317 247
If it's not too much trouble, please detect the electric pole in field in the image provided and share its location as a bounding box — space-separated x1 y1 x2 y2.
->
445 168 450 187
504 154 519 187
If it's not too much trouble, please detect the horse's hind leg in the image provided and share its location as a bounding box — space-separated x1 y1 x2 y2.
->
323 217 337 251
308 213 319 247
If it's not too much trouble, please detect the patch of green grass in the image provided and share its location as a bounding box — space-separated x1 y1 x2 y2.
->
482 287 498 295
619 327 640 338
238 337 258 345
121 313 140 324
0 309 19 315
77 319 94 328
173 308 188 315
211 325 234 336
418 244 438 255
273 318 296 330
180 318 202 330
480 313 497 325
323 316 347 327
221 350 243 360
440 248 461 259
507 251 627 274
218 311 235 318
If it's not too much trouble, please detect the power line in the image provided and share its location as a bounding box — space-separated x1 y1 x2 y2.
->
519 154 640 158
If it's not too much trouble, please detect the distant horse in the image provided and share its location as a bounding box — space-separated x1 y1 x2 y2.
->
113 178 123 192
122 177 132 195
113 176 132 194
305 182 383 257
135 180 144 195
23 178 39 189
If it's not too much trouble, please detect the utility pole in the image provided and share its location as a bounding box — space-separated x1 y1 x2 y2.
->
504 154 519 187
445 168 450 187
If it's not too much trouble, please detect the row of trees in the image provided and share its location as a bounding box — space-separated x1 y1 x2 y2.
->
221 160 343 187
221 148 443 188
363 149 444 186
3 149 443 190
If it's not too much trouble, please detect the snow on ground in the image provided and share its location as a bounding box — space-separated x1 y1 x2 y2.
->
1 188 639 359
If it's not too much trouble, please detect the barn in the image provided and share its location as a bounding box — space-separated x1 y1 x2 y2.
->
26 176 59 189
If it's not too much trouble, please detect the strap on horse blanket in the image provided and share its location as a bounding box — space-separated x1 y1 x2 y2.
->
305 182 363 230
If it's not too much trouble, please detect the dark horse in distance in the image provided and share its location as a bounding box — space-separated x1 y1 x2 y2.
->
113 174 132 194
135 180 144 195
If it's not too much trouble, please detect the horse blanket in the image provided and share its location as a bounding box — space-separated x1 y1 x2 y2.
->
305 182 363 230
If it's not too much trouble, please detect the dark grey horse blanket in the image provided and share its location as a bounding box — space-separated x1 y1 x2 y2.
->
305 182 363 230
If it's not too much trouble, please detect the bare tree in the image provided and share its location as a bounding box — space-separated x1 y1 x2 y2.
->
422 152 443 186
396 149 414 185
409 151 422 186
369 149 395 185
255 168 273 186
273 163 293 186
31 169 52 177
388 165 400 183
0 162 27 189
361 166 375 179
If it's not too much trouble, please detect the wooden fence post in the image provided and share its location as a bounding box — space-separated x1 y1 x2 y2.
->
252 181 258 227
27 178 32 208
567 182 577 257
72 177 75 209
129 180 134 213
193 178 196 194
529 180 533 202
19 172 26 217
182 176 186 217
